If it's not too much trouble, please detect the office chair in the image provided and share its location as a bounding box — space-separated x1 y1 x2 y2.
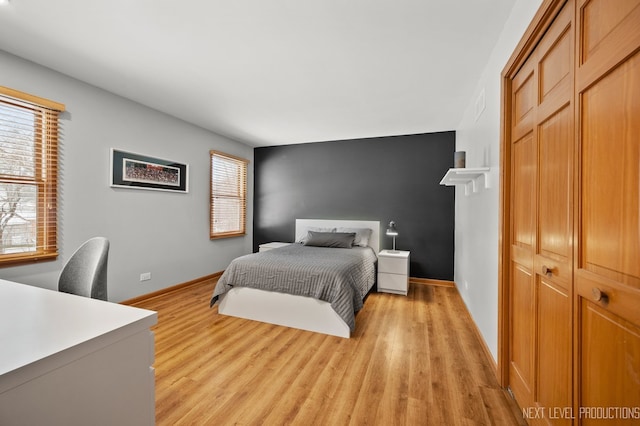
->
58 237 110 301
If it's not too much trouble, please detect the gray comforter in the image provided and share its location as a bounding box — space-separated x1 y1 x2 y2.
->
210 244 378 331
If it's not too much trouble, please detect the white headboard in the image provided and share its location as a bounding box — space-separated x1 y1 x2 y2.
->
295 219 381 254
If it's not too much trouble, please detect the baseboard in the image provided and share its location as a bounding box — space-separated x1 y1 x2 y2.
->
121 271 223 305
451 284 498 371
409 277 455 287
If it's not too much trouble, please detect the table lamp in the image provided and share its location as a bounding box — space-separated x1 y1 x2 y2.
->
386 221 398 252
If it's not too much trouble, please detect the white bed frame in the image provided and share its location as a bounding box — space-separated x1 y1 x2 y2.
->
217 219 380 338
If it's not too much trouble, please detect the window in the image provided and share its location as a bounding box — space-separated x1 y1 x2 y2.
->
210 150 248 239
0 86 64 266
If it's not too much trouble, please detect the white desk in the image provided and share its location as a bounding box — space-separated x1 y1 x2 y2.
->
0 279 157 426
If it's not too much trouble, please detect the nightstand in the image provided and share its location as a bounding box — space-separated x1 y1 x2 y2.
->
377 250 410 295
258 242 291 252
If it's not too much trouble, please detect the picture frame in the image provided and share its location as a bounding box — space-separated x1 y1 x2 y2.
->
110 148 189 193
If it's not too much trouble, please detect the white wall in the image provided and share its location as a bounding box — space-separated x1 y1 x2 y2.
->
454 0 542 362
0 50 254 302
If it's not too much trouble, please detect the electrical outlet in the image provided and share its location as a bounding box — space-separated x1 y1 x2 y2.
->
464 280 469 291
140 272 151 282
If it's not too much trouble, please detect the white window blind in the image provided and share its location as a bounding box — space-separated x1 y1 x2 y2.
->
210 150 248 239
0 86 64 265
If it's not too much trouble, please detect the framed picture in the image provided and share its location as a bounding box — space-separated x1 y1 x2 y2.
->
110 149 189 193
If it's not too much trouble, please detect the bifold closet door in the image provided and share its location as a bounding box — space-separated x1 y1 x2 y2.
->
508 2 574 421
575 0 640 420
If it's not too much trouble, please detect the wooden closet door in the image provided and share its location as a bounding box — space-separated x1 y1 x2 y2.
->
509 49 537 413
508 2 574 422
575 0 640 422
534 3 574 421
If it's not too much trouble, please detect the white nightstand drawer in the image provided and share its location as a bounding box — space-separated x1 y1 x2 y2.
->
378 256 409 275
378 272 408 295
259 242 291 252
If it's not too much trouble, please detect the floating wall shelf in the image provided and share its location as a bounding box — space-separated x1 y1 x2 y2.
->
439 167 491 196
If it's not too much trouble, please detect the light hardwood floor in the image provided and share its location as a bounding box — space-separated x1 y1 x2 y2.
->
129 280 526 425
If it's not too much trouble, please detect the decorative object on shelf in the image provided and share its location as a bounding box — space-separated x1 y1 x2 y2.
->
386 221 398 252
454 151 466 168
110 148 189 193
439 167 491 196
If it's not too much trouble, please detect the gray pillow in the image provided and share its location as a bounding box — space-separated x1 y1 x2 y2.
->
296 226 336 243
303 231 356 248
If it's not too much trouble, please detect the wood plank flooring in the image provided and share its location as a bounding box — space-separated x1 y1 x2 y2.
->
129 280 526 425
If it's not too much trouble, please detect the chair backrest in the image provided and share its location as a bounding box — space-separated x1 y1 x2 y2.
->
58 237 110 301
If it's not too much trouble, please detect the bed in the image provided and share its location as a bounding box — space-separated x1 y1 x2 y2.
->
210 219 380 338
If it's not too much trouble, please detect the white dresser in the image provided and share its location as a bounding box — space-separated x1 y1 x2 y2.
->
377 250 410 296
0 279 157 426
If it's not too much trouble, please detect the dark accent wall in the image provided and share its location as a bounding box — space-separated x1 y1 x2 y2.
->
253 131 455 280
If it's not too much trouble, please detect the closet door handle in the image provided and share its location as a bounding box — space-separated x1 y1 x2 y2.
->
541 265 554 277
592 287 609 304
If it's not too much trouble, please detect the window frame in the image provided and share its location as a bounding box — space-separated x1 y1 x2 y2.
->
0 86 64 266
210 150 249 239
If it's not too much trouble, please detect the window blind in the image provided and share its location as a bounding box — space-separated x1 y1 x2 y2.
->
0 86 64 265
210 150 248 239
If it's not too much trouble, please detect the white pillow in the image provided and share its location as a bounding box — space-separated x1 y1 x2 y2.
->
336 227 372 247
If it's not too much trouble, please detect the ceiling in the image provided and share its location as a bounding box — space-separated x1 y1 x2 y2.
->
0 0 516 147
